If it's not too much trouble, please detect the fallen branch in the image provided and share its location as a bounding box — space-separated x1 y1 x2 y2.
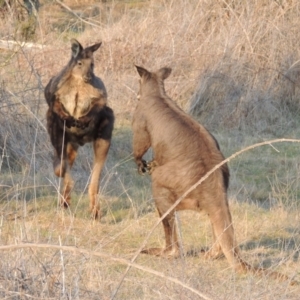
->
0 39 44 51
0 243 213 300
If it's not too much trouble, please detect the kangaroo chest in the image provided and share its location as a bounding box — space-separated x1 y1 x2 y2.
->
56 79 103 119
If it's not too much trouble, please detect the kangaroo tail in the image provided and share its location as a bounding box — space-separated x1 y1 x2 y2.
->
237 257 298 286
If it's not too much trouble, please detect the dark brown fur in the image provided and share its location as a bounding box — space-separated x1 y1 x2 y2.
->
45 39 114 219
132 65 295 283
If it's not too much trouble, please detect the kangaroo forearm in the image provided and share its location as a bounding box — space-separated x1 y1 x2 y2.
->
134 143 150 162
79 103 107 124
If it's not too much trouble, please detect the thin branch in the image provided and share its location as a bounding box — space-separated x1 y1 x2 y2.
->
0 243 213 300
6 90 46 131
220 0 254 53
55 0 104 29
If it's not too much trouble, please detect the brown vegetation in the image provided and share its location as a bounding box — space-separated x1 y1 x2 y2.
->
45 39 114 218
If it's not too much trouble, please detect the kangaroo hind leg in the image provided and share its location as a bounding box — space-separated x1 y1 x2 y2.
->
88 138 111 219
203 220 224 260
208 203 247 273
60 143 78 208
47 115 73 208
142 180 180 258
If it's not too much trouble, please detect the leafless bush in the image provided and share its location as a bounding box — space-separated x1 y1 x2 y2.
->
187 0 300 133
2 0 300 168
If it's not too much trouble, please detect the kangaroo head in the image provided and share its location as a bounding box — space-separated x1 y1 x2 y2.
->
135 65 172 100
70 39 102 83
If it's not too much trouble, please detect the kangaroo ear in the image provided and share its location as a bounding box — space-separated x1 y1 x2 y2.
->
135 65 151 79
71 39 83 58
87 42 102 53
157 67 172 80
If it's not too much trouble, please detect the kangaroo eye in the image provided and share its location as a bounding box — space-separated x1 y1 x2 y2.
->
77 61 82 66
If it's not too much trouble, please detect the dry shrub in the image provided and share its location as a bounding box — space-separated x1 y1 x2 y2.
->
186 0 300 132
75 0 300 134
0 0 300 174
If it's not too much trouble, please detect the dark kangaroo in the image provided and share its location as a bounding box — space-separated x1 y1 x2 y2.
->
45 39 114 219
132 65 295 283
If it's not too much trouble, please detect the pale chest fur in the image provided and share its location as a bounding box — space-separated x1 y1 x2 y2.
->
55 77 105 119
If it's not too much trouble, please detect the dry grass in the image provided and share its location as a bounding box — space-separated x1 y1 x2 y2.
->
0 0 300 298
0 199 299 299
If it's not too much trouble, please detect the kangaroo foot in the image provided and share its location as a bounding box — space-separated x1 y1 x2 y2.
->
202 247 224 260
90 206 100 220
60 198 70 209
141 247 180 258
